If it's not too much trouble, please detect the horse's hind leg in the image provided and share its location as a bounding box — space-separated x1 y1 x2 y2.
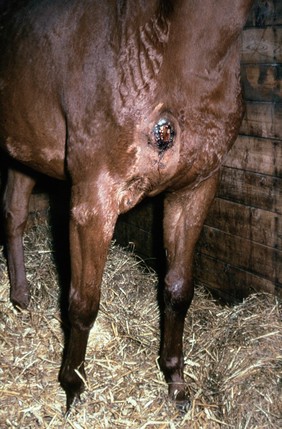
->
2 168 36 309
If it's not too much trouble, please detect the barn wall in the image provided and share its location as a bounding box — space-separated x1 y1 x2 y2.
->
115 0 282 300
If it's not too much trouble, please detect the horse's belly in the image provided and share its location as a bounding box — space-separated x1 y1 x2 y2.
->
1 129 66 180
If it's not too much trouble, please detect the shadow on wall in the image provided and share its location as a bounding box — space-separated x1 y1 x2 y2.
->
114 194 166 275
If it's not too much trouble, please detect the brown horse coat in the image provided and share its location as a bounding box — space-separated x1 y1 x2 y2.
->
0 0 253 410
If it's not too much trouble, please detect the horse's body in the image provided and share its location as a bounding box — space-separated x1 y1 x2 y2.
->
0 0 253 409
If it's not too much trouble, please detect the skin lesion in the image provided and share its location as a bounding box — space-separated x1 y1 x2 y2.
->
144 106 178 156
151 118 175 153
125 107 183 194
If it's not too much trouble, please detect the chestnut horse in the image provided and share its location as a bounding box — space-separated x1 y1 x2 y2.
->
0 0 253 410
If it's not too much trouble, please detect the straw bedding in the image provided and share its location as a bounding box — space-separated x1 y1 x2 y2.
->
0 220 281 428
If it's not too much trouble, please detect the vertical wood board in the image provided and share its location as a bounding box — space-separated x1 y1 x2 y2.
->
205 198 282 250
246 0 282 27
218 167 282 214
225 135 282 177
241 64 282 102
197 225 282 285
240 102 282 140
242 27 282 64
194 254 281 299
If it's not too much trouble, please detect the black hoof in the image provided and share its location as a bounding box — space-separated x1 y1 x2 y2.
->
65 391 81 416
60 368 85 414
11 288 30 310
175 398 190 414
168 383 190 414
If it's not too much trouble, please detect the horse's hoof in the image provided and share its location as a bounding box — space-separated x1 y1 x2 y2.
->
175 398 190 414
60 367 85 415
11 290 30 310
65 391 81 416
169 383 190 414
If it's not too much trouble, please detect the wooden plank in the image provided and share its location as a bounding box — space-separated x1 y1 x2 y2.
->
240 102 282 140
241 27 282 64
115 194 282 259
27 181 70 230
217 167 282 214
205 198 282 250
115 205 282 296
29 193 49 213
246 0 282 27
241 64 282 102
225 135 282 177
115 196 164 266
117 196 162 231
197 225 282 285
194 253 281 300
114 218 163 267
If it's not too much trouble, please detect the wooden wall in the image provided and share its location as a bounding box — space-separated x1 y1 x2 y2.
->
115 0 282 300
193 1 282 299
